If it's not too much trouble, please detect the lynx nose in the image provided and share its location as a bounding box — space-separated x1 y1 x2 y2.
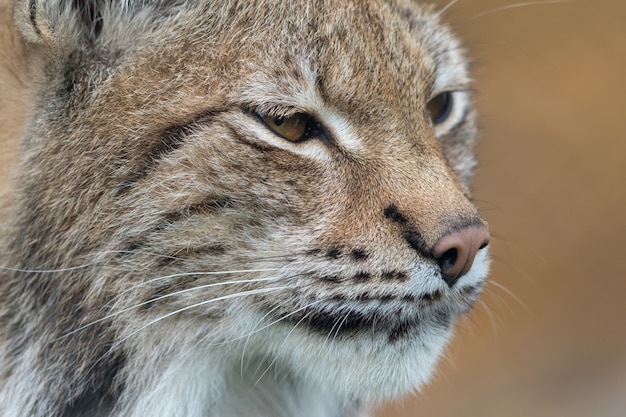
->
432 224 490 288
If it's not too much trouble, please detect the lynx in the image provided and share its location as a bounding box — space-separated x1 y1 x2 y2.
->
0 0 490 416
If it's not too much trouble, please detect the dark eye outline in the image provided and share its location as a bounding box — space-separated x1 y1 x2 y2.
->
257 112 328 143
426 91 454 125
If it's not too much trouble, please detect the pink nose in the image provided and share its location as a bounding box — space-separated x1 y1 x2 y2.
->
432 224 490 287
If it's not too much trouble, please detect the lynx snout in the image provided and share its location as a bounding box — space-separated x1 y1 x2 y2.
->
433 223 490 287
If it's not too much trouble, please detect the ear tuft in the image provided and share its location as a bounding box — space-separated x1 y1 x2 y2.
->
15 0 108 46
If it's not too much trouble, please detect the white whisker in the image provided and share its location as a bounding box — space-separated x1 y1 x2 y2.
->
487 279 527 311
471 1 568 20
476 299 501 338
240 302 287 379
60 278 284 339
112 249 302 264
87 286 291 376
252 306 317 388
117 286 291 348
330 311 352 344
115 268 279 299
238 300 323 343
0 264 93 273
231 299 326 377
435 0 459 19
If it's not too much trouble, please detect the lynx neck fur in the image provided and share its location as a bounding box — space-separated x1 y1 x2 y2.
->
0 1 490 416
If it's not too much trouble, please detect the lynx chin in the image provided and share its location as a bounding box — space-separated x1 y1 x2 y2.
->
0 0 490 416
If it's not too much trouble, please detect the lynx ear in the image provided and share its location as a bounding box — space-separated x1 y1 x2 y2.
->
15 0 113 46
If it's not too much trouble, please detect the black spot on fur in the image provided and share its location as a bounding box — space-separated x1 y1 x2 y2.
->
321 275 341 283
326 248 341 259
383 204 407 224
401 295 417 303
351 249 368 261
381 271 409 282
395 271 409 282
403 229 429 258
306 248 322 256
353 272 371 281
460 285 478 295
136 119 198 176
421 290 443 304
430 290 444 302
459 285 479 298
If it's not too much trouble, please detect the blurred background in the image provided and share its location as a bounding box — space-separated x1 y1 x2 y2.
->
380 0 626 416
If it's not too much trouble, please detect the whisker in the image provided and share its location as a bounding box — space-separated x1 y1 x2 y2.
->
251 307 317 388
237 297 312 379
60 278 284 339
221 298 325 361
476 298 501 338
471 1 569 20
330 311 352 344
0 264 94 273
236 295 322 375
323 310 346 345
435 0 459 19
246 300 322 339
0 251 300 275
87 286 291 376
239 301 287 379
486 279 528 311
119 286 292 347
113 249 305 264
113 268 279 300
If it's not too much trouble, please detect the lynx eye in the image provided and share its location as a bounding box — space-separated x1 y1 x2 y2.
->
427 91 453 125
262 113 310 142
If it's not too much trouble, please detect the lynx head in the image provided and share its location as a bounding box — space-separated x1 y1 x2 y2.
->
4 0 489 412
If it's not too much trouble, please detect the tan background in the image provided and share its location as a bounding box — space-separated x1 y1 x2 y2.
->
381 0 626 416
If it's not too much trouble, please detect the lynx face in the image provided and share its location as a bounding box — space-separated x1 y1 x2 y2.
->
0 0 489 415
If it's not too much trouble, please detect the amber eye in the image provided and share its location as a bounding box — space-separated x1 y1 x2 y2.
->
427 91 453 125
262 113 310 142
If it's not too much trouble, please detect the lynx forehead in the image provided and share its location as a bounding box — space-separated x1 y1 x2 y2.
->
0 1 490 416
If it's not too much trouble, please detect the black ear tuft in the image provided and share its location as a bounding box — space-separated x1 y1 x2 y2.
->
72 0 105 39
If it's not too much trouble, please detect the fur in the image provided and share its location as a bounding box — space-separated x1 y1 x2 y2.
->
0 0 490 416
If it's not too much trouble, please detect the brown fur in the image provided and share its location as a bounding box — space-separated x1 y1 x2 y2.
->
0 1 489 416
